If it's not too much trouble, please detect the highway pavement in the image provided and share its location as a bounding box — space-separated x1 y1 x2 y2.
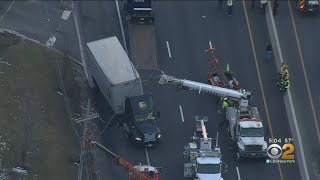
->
0 0 306 179
0 0 80 60
76 1 302 180
272 1 320 179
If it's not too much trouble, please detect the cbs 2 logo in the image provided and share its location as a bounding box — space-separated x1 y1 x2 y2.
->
267 143 295 159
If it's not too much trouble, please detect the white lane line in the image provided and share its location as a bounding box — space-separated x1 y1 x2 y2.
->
209 40 213 49
46 36 56 47
73 4 88 79
145 147 150 166
236 166 241 180
61 10 72 20
179 105 185 122
115 0 128 53
166 41 172 58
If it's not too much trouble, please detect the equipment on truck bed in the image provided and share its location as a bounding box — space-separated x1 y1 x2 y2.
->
205 41 240 90
159 72 267 160
87 140 161 180
183 116 227 180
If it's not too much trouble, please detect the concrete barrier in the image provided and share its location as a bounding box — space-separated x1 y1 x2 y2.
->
265 2 310 180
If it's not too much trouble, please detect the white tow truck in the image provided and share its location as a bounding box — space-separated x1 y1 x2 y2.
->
183 116 227 180
159 73 267 160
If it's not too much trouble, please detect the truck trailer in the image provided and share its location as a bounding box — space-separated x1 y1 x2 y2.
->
86 36 161 146
126 0 158 69
87 36 143 115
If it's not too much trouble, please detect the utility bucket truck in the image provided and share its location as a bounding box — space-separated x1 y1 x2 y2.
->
87 139 161 180
159 73 267 160
183 116 227 180
86 36 161 146
226 98 267 160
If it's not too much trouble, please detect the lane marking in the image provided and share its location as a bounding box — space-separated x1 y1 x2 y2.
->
288 0 320 143
265 2 310 180
73 3 89 79
61 10 72 20
115 0 128 53
145 147 150 166
0 0 15 24
46 36 56 47
179 105 185 122
236 166 241 180
241 1 284 180
209 40 213 49
166 41 172 58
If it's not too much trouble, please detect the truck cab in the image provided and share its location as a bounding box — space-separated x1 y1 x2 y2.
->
119 95 161 147
126 0 154 24
298 0 320 14
236 120 268 159
226 103 267 160
195 157 224 180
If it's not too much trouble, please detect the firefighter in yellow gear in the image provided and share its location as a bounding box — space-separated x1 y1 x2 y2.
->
280 63 289 80
225 64 230 73
278 78 290 90
278 63 290 91
222 98 229 109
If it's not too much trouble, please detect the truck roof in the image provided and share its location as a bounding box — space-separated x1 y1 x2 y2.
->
128 95 154 114
87 36 140 85
196 157 221 164
239 120 263 128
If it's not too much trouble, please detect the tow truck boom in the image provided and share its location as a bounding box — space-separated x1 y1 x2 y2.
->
159 72 251 101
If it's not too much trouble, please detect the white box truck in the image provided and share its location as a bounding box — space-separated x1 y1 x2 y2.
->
87 36 143 115
86 36 161 146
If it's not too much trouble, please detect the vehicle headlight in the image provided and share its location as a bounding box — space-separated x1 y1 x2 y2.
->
135 137 142 141
238 142 245 151
157 133 161 139
263 142 267 150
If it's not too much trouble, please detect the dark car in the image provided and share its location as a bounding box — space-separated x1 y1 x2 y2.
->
118 95 161 147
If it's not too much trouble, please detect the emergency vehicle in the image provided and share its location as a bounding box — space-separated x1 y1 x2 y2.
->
298 0 320 14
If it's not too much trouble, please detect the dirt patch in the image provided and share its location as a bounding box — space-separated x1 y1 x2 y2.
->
0 32 80 180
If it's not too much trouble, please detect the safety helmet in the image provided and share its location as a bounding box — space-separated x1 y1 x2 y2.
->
224 98 227 100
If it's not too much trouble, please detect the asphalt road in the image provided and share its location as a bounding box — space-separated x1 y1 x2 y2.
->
77 1 301 180
273 1 320 179
0 0 80 60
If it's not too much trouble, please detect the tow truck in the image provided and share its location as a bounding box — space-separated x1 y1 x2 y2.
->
87 139 161 180
183 116 227 180
159 73 268 160
205 41 240 90
297 0 320 14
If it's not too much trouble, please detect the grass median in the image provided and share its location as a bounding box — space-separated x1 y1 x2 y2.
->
0 32 81 180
